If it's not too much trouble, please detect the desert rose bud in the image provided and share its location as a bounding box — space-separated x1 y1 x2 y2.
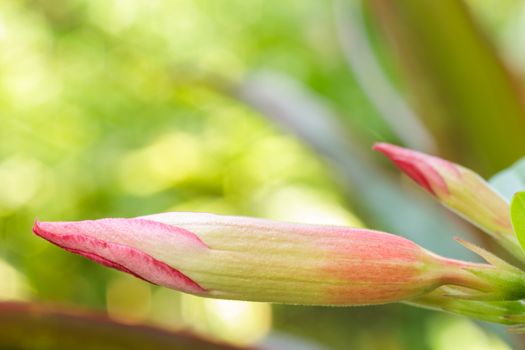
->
33 213 525 305
374 143 523 260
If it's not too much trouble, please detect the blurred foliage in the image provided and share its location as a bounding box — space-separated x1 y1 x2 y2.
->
1 0 525 349
0 302 259 350
491 158 525 202
367 0 525 175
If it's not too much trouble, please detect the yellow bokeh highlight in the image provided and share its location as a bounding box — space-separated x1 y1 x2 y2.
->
258 185 363 227
0 258 30 300
0 156 43 215
427 316 511 350
150 287 184 328
119 132 203 196
106 275 152 323
180 294 272 346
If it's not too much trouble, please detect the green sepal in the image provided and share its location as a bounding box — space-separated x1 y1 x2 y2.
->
454 237 525 300
511 192 525 252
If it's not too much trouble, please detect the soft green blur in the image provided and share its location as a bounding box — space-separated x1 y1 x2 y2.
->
0 1 524 349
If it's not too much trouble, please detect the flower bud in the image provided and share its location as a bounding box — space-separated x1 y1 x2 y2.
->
374 143 523 259
33 212 523 305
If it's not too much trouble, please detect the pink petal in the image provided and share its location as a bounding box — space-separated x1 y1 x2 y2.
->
33 219 206 294
373 143 450 195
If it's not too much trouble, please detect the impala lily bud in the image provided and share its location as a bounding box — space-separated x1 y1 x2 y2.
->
33 213 525 305
374 143 523 260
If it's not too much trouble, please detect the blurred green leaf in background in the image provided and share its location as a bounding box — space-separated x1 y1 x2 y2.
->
2 0 525 349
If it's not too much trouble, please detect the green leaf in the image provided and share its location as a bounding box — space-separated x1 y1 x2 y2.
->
511 192 525 252
366 0 525 175
489 158 525 202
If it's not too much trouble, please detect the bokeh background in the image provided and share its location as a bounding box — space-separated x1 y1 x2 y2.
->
2 0 525 349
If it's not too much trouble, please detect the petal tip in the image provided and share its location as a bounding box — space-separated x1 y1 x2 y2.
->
373 142 415 160
374 143 448 196
33 220 73 243
372 142 397 154
32 218 207 295
32 219 52 240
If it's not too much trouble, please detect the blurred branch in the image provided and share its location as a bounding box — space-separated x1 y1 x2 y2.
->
333 0 436 153
233 71 476 259
366 0 525 175
0 302 258 350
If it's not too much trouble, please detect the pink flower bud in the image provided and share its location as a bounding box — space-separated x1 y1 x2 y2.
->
33 212 518 305
374 143 523 260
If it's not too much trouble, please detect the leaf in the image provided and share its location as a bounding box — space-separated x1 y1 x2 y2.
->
333 0 436 153
366 0 525 175
489 157 525 202
511 192 525 252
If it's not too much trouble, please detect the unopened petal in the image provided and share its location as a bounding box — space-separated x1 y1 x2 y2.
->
34 213 515 305
374 143 523 260
33 219 206 294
